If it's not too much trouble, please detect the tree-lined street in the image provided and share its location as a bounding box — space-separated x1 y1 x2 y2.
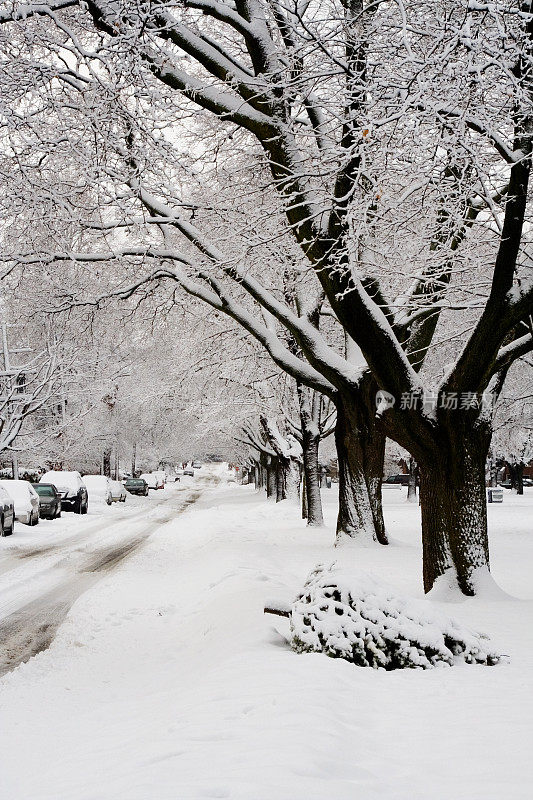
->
0 1 532 797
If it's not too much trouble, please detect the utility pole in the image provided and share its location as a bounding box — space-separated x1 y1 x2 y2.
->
0 322 32 478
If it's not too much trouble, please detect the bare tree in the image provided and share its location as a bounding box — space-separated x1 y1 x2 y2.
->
1 1 532 594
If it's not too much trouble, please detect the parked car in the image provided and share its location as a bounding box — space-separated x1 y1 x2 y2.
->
110 479 127 502
0 485 15 536
192 461 202 469
140 473 159 490
40 470 88 514
124 477 149 496
0 479 40 525
154 470 166 488
84 475 113 505
32 483 62 519
183 468 194 477
383 474 410 486
498 477 533 489
166 473 180 482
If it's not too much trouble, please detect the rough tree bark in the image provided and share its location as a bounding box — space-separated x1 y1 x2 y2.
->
507 462 524 495
488 456 499 488
266 455 277 499
335 386 387 545
253 461 261 491
294 381 324 527
301 427 323 526
394 413 492 595
102 445 112 478
261 416 301 503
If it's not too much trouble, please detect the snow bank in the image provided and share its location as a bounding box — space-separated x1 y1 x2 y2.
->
291 563 502 669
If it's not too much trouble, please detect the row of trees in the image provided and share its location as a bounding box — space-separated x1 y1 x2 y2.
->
0 0 532 594
0 272 266 473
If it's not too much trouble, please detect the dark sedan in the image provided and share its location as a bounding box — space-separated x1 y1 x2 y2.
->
32 483 62 519
124 478 149 496
384 474 409 486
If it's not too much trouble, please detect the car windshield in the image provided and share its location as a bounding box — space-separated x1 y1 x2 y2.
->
127 479 143 485
33 485 54 497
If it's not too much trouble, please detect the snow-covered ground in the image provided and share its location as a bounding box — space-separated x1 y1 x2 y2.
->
1 469 532 799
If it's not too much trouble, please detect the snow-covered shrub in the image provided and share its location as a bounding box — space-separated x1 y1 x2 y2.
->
290 564 502 669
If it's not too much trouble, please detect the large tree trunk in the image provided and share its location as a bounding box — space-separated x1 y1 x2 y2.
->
301 426 324 527
102 445 112 478
253 461 261 490
259 452 269 492
418 422 491 595
276 455 300 502
488 455 499 487
507 461 524 495
276 460 284 501
266 456 277 498
260 415 301 504
295 382 325 526
335 390 387 545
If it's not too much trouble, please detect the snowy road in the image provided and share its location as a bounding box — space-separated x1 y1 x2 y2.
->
0 478 209 676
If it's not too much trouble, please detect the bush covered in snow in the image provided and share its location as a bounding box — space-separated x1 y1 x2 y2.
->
290 564 502 670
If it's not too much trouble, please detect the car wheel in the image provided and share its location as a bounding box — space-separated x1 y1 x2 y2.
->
81 502 88 515
5 519 13 536
32 511 39 526
74 498 82 514
0 515 4 537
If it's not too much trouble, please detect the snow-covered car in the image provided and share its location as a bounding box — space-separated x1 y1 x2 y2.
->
83 475 113 505
32 483 62 519
40 470 88 514
165 473 180 482
154 470 166 488
183 468 194 477
140 473 158 490
110 479 127 502
0 485 15 536
0 479 40 525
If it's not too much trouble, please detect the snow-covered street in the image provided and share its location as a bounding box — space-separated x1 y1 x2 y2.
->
0 477 207 675
1 468 531 800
